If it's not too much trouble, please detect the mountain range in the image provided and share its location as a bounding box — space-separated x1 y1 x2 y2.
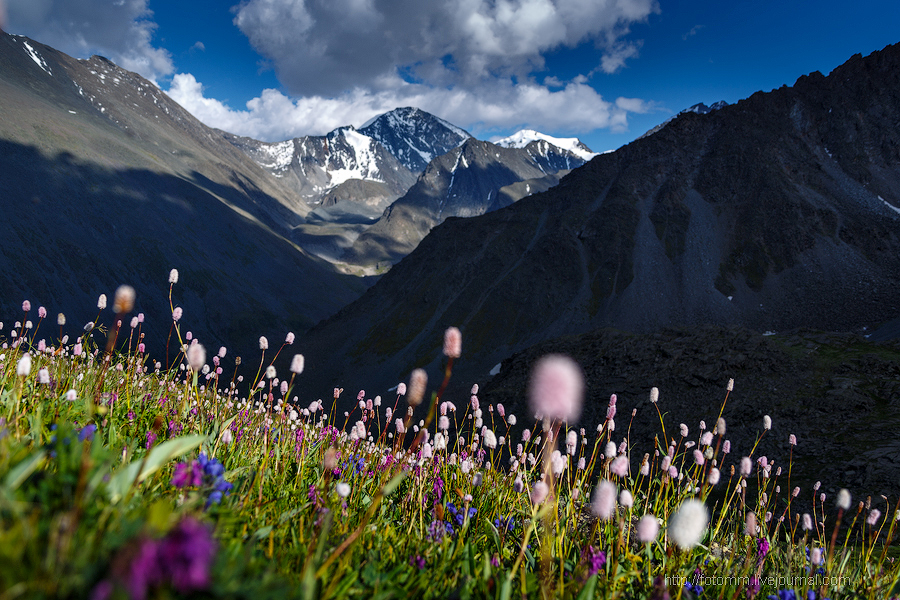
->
0 31 595 359
295 42 900 402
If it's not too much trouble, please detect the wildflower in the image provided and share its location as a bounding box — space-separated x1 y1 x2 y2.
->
693 449 705 465
397 382 407 396
591 480 617 520
727 378 734 391
114 285 135 313
810 547 823 565
667 500 708 549
715 418 726 435
16 354 31 377
172 307 182 321
868 509 882 526
605 441 616 458
443 326 461 358
336 482 351 498
169 268 179 283
551 451 567 475
259 336 268 350
650 387 659 403
789 433 797 446
57 313 66 326
289 354 304 374
483 429 497 449
22 300 31 312
285 332 295 344
745 512 757 536
566 430 577 455
756 538 770 561
265 365 276 379
78 424 97 442
97 294 107 310
638 515 660 542
187 344 206 372
584 546 606 576
531 481 549 505
619 490 633 508
610 456 629 477
763 415 772 430
220 429 233 444
708 468 720 486
407 368 427 406
529 354 583 423
740 457 752 477
508 414 517 426
65 389 77 401
679 423 688 437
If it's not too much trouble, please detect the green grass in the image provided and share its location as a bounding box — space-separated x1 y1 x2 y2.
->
0 282 899 599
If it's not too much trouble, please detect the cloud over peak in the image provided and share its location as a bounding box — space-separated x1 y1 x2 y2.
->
233 0 659 96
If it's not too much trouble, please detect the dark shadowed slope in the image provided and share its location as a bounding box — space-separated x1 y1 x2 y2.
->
0 33 366 359
296 42 900 401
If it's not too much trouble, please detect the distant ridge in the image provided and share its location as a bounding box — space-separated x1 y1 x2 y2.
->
297 42 900 399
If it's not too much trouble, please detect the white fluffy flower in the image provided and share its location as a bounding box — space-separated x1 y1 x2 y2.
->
667 499 709 549
591 480 617 520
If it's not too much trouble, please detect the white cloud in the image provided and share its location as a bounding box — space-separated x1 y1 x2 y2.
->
166 71 642 142
233 0 659 96
598 40 642 74
5 0 173 81
682 24 704 41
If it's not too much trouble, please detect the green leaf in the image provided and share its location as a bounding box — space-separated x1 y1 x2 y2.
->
499 578 512 600
106 434 205 502
380 471 406 496
279 508 300 523
575 573 597 600
3 449 46 492
253 525 274 541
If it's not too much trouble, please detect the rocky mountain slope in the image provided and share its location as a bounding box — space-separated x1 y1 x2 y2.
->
220 125 417 210
296 42 900 401
359 106 471 173
0 32 367 359
343 137 594 265
482 326 900 507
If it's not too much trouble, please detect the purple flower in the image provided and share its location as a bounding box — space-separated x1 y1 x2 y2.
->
409 555 425 570
757 538 770 565
78 424 97 442
584 545 606 576
125 538 162 600
747 577 761 597
157 518 216 592
171 462 202 488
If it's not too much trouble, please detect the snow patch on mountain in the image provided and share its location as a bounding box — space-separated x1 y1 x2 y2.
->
327 128 385 186
256 140 295 173
22 41 51 75
494 130 596 161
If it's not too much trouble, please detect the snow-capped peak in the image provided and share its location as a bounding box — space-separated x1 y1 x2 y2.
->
494 130 596 161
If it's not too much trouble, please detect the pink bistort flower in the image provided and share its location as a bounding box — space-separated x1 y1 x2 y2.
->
528 355 583 423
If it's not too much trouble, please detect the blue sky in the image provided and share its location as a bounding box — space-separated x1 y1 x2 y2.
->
3 0 899 152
